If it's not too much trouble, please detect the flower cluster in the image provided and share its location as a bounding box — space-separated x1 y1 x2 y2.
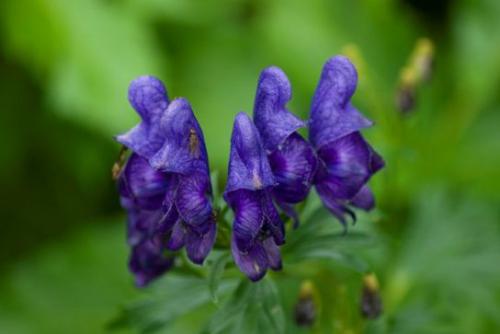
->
115 56 384 285
116 76 215 286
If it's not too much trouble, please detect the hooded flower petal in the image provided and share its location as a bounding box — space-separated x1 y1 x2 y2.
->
116 76 170 158
268 133 317 204
224 112 275 194
231 235 269 282
309 56 372 150
253 66 305 152
129 239 174 287
315 132 384 200
150 98 210 176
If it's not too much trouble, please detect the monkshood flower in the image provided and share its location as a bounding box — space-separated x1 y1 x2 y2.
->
224 113 285 281
253 67 317 224
116 76 216 286
309 56 384 226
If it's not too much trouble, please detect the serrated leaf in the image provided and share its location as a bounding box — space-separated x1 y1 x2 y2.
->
202 277 286 334
208 251 231 303
109 275 238 333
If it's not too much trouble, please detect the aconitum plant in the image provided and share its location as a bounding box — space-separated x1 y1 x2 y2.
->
114 56 384 285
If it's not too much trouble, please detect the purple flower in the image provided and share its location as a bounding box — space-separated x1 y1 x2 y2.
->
224 113 284 281
309 56 384 226
253 67 317 224
116 76 216 286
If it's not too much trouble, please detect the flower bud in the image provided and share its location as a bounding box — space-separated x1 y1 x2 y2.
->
360 273 383 319
294 280 316 327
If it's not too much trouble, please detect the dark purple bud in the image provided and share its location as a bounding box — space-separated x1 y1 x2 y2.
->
294 281 316 327
360 273 383 319
225 112 275 194
309 57 372 150
116 76 169 158
253 66 305 153
129 239 174 287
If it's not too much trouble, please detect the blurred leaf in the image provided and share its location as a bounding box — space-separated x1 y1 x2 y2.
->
110 275 238 333
0 221 139 334
1 0 166 135
202 277 285 334
207 251 231 303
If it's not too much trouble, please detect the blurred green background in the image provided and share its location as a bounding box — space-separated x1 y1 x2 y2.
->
1 0 499 333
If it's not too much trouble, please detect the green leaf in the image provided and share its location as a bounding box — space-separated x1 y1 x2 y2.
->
110 275 238 333
208 251 232 303
202 277 286 334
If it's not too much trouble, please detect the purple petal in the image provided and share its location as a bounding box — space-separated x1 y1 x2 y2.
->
309 56 372 149
228 190 264 252
150 98 210 176
350 186 375 211
276 201 300 228
167 220 186 251
119 153 169 210
224 113 275 194
253 66 305 152
126 208 165 246
116 76 169 158
129 239 174 287
262 237 282 270
185 219 217 264
175 172 213 226
269 133 317 204
231 236 268 282
261 192 285 245
315 132 382 200
315 184 355 227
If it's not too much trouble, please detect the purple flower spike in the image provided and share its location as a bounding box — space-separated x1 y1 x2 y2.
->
310 56 384 225
116 76 170 158
253 67 317 224
225 113 284 281
116 79 216 286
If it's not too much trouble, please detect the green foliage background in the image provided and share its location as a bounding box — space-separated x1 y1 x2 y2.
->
0 0 499 333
